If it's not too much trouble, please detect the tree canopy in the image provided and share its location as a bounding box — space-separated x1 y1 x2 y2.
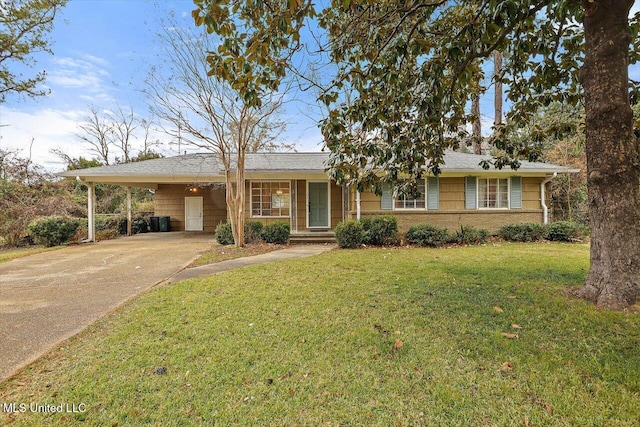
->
194 0 640 309
0 0 67 102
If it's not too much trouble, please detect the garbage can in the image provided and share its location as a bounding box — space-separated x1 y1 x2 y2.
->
149 216 160 232
158 216 170 232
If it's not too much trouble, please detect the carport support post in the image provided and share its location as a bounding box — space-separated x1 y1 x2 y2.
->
87 182 96 242
126 186 132 236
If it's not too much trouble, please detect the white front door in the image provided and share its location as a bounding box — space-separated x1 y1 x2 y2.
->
185 197 203 231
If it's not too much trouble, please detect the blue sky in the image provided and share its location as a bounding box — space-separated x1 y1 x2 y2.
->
2 1 640 171
0 0 326 171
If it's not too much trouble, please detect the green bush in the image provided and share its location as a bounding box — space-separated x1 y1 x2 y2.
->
261 221 290 244
361 215 398 246
405 224 450 247
95 215 125 232
27 216 80 247
498 223 547 242
335 220 365 248
215 221 234 245
454 225 490 245
244 221 264 244
546 221 586 242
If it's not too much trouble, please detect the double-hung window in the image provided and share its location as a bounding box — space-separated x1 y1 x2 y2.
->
478 178 508 209
251 181 290 217
394 179 426 209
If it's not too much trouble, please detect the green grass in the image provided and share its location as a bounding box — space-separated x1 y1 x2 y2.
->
0 246 60 264
1 243 639 426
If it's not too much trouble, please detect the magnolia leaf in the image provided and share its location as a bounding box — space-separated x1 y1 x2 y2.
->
394 339 404 350
493 306 504 313
501 332 518 339
511 323 523 329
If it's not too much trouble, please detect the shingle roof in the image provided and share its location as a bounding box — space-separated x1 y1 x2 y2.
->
59 151 577 181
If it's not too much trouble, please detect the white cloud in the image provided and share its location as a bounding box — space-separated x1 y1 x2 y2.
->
0 107 91 171
47 55 114 103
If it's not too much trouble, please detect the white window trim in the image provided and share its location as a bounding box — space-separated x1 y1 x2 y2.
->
393 179 427 211
250 180 291 218
477 177 510 210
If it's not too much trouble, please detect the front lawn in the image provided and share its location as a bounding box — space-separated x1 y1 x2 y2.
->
188 242 286 267
1 243 638 426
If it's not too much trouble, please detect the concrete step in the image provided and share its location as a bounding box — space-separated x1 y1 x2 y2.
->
289 232 336 244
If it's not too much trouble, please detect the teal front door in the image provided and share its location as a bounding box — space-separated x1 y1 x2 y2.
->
308 182 329 228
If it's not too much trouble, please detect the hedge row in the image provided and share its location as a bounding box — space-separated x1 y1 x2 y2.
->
335 216 587 249
215 220 290 245
498 221 588 242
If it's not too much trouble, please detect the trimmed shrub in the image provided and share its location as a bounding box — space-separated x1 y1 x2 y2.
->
335 220 365 248
454 225 490 245
498 223 547 242
406 224 450 247
27 216 80 247
361 215 398 246
546 221 586 242
261 221 290 244
215 221 234 245
244 221 264 244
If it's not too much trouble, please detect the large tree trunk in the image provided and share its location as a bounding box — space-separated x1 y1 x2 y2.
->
574 0 640 309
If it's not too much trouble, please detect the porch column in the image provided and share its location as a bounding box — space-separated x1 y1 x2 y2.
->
126 186 132 236
87 182 96 242
356 188 361 220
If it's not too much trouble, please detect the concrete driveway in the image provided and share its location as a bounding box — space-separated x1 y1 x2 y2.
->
0 232 213 382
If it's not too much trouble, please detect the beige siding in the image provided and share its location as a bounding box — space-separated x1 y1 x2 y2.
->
346 176 547 233
440 177 465 210
330 182 343 228
296 180 306 230
154 184 226 232
523 177 543 209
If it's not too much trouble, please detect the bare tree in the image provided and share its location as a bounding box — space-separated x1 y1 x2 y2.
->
139 116 161 157
110 105 137 163
144 14 288 247
76 105 113 165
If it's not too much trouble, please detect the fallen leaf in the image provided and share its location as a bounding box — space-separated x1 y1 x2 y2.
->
501 332 518 339
394 339 404 350
507 295 517 299
511 324 523 329
289 389 295 396
502 362 513 370
525 415 529 427
493 306 504 313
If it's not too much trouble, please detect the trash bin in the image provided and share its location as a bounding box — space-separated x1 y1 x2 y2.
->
159 216 170 232
149 216 160 232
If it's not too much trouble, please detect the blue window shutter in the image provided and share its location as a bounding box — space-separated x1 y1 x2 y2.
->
465 177 477 210
427 177 439 210
381 184 393 210
510 176 522 209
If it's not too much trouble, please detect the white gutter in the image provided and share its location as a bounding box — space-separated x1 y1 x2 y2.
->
540 172 557 224
76 176 95 242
